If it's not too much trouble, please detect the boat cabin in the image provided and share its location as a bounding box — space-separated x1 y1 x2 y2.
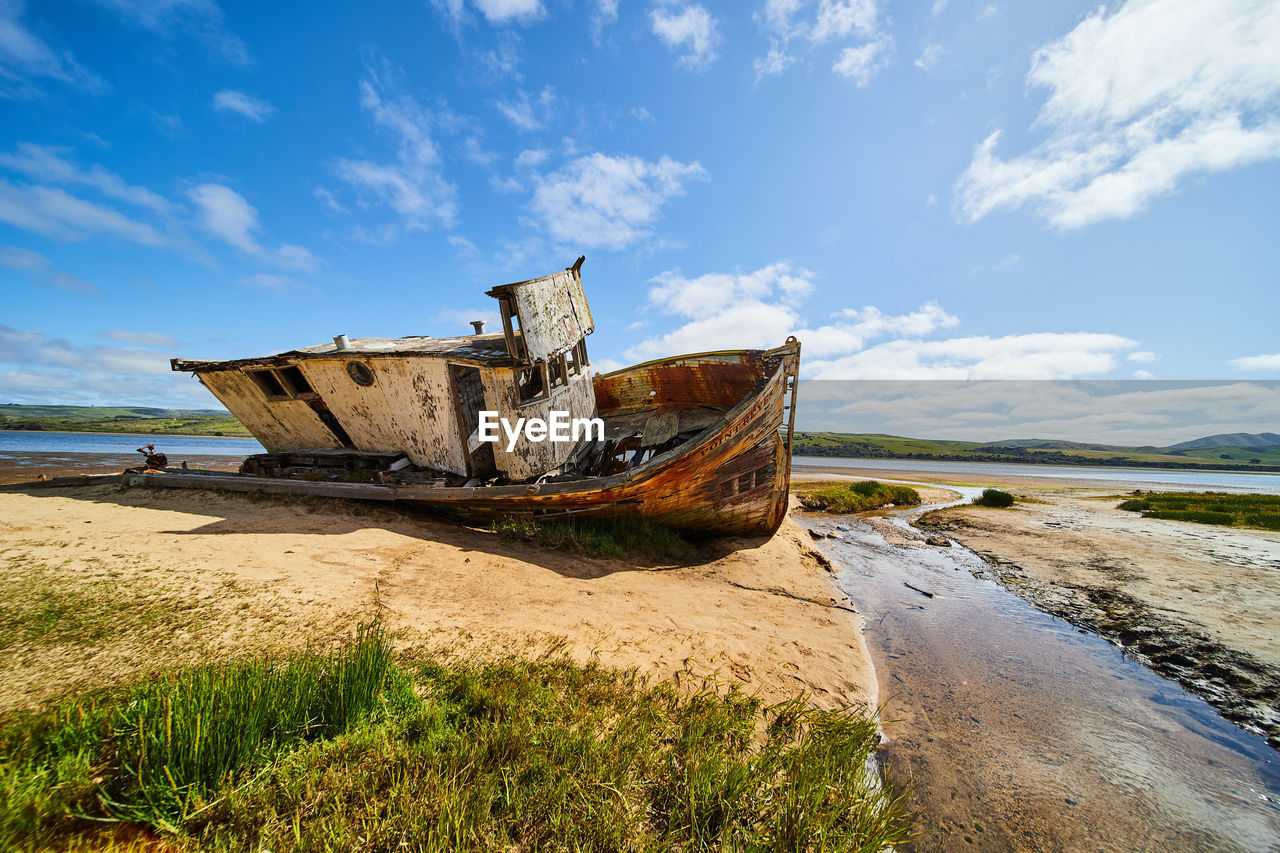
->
171 258 596 482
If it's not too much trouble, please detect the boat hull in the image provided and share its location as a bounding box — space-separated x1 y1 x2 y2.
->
129 342 802 538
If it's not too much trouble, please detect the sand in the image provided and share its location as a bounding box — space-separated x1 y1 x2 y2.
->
0 479 878 717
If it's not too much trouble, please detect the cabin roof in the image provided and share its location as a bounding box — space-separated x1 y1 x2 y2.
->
172 332 515 373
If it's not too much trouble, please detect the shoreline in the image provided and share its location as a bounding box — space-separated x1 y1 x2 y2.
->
918 489 1280 751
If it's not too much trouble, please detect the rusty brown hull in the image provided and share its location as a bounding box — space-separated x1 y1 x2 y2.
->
129 341 801 538
410 342 800 536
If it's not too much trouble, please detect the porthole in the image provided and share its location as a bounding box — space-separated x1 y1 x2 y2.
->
347 361 375 386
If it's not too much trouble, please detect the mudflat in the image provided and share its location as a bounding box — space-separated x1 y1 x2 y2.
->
920 488 1280 749
0 477 877 717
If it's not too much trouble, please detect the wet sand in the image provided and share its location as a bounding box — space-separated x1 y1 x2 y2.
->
919 491 1280 750
805 508 1280 852
0 450 239 484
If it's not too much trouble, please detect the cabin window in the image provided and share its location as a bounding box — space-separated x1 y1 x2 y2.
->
575 339 589 369
516 364 545 403
278 365 313 396
566 342 582 376
347 362 375 387
248 369 287 399
249 366 320 401
549 353 568 389
499 296 527 362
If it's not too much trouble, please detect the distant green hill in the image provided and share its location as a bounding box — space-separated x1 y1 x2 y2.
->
1168 432 1280 451
791 431 1280 472
0 404 252 437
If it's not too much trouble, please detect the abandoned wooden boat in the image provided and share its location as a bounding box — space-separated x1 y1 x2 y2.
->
151 259 801 536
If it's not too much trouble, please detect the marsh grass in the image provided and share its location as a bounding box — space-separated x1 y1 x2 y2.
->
1 629 914 851
1117 491 1280 530
797 480 922 514
974 489 1015 508
491 514 688 559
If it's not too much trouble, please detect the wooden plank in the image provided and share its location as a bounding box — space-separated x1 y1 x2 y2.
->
641 411 679 446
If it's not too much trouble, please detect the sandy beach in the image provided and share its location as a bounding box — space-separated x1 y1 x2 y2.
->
0 475 878 718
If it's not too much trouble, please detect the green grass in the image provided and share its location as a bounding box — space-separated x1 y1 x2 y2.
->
797 480 921 514
1 628 915 851
0 563 182 652
974 488 1015 508
491 514 689 559
1116 491 1280 531
0 405 251 438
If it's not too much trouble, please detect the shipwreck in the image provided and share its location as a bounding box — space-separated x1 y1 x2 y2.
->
148 258 800 536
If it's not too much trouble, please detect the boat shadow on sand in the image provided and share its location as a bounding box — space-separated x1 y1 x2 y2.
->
1 477 769 581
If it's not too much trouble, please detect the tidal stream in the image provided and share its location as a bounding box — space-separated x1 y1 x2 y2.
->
806 495 1280 852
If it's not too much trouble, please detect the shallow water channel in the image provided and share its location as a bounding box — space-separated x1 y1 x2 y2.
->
806 494 1280 852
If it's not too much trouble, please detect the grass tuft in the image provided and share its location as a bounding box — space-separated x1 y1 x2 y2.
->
1 630 915 851
798 480 922 514
974 488 1015 508
491 514 688 559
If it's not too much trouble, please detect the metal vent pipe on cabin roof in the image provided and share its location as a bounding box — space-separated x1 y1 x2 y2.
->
470 320 485 334
334 334 350 350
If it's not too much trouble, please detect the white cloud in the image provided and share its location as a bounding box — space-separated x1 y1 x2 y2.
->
832 35 890 85
976 4 997 22
188 183 318 271
591 0 620 40
0 323 208 407
794 381 1280 445
87 0 250 66
0 144 171 213
631 106 654 123
101 329 177 346
1228 352 1280 371
494 86 556 131
650 4 720 71
431 0 542 28
0 178 168 246
914 40 944 70
805 332 1138 379
810 0 877 42
1132 369 1154 379
330 66 457 233
473 0 542 24
956 0 1280 229
0 0 104 95
754 42 798 79
930 0 948 15
753 0 890 83
514 148 548 168
0 244 47 270
627 260 1142 379
1127 350 1158 363
528 152 708 250
212 89 275 122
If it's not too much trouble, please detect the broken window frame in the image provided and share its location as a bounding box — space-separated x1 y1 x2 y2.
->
515 362 547 405
247 366 319 402
549 352 568 390
498 296 527 362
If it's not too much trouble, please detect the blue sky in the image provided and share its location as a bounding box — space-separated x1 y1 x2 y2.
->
2 0 1279 411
